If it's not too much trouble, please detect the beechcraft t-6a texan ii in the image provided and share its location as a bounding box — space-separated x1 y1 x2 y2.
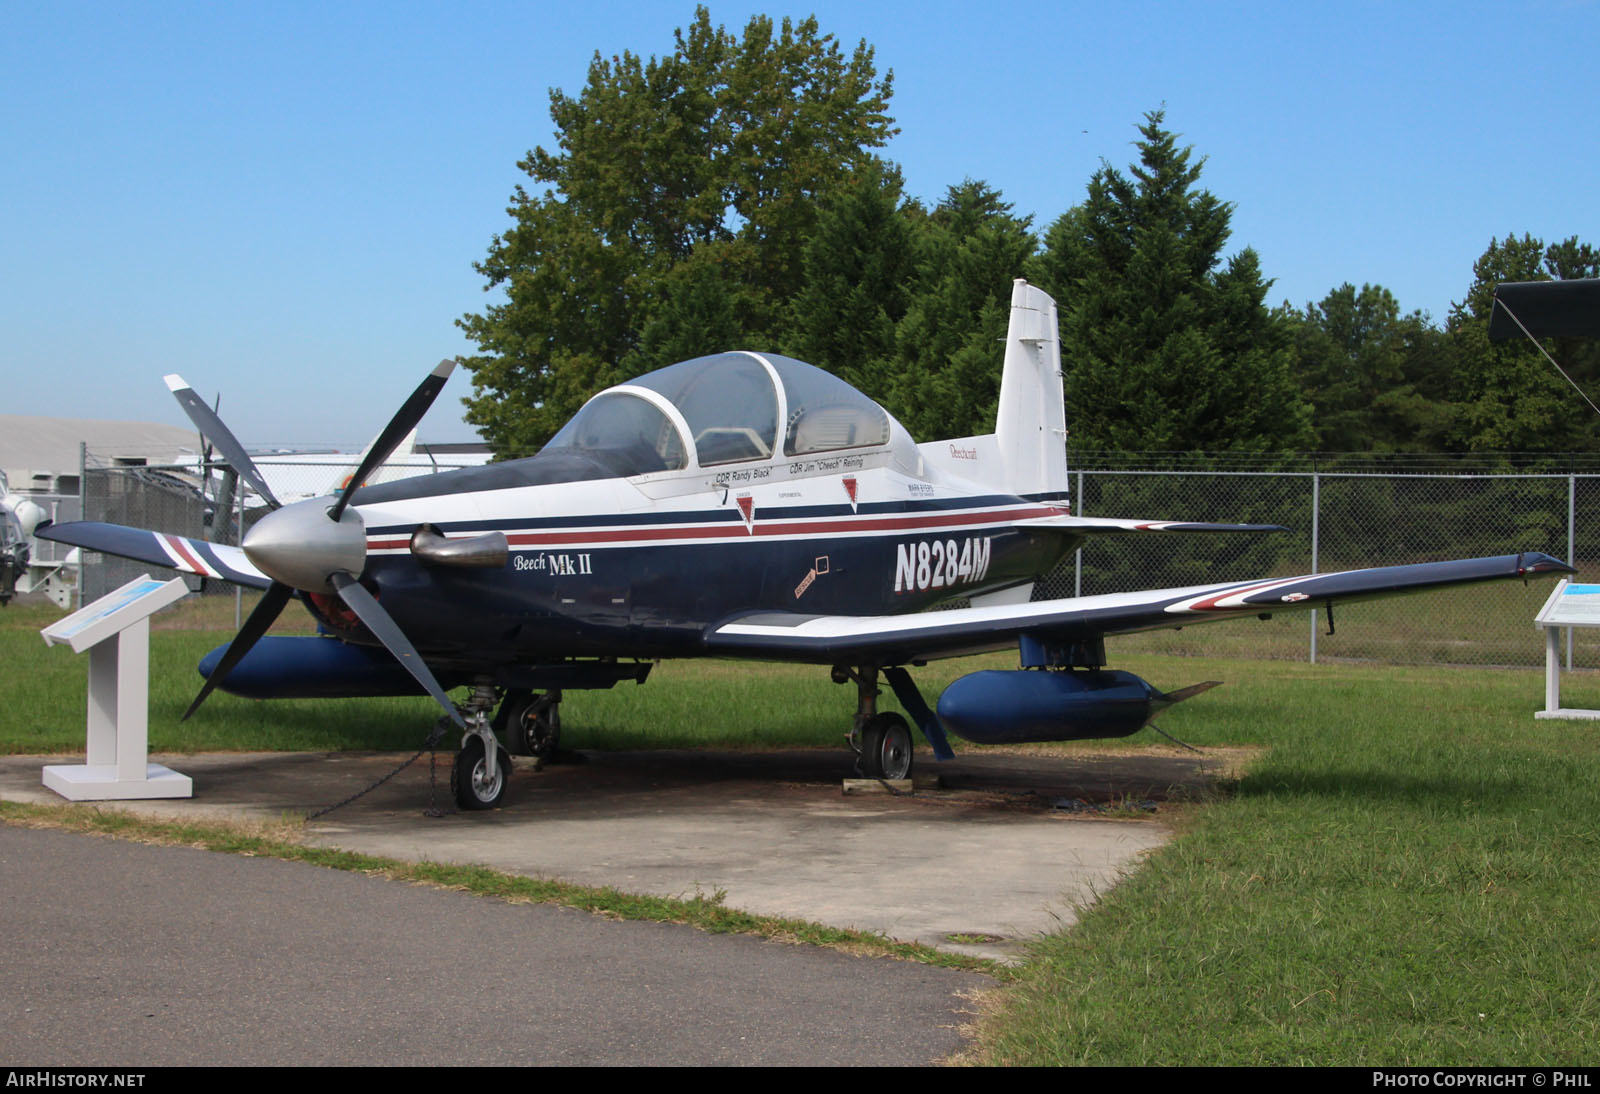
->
39 281 1572 810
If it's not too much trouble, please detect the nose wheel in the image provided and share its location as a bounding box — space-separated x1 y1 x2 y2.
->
453 683 512 810
453 734 512 810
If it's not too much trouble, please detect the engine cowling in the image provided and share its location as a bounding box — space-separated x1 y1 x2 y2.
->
935 669 1166 745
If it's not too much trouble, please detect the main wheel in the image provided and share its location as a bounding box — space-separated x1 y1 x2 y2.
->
859 712 914 781
498 691 562 760
452 736 511 810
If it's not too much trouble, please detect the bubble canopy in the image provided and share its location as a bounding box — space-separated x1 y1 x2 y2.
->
544 352 892 476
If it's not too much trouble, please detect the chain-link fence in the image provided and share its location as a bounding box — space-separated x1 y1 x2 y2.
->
76 451 1594 669
1038 464 1595 668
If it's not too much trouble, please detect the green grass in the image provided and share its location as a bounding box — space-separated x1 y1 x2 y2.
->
9 593 1600 1063
972 660 1600 1065
6 596 459 752
3 596 925 752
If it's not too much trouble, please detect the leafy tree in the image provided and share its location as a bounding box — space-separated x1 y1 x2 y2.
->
622 239 767 376
1034 110 1311 454
459 8 896 454
881 181 1037 440
1291 283 1453 451
1449 234 1600 452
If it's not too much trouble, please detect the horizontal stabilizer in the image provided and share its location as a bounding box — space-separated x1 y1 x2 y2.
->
35 521 271 590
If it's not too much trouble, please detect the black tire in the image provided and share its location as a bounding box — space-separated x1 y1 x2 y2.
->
452 736 511 810
860 712 914 781
500 691 562 760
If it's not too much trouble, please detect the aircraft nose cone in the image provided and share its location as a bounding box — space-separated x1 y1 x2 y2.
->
242 496 367 592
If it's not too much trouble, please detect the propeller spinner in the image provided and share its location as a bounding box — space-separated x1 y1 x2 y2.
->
173 360 464 727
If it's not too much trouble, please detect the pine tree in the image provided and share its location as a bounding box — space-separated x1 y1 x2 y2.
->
785 160 917 397
1035 111 1310 455
882 181 1036 441
1291 283 1453 452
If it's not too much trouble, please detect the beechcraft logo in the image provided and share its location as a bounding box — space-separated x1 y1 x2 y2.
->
736 493 755 533
842 476 858 512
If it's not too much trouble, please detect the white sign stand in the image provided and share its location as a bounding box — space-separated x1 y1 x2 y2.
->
1534 579 1600 721
40 575 194 799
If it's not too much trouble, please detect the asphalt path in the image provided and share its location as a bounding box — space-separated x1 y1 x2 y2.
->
0 825 991 1066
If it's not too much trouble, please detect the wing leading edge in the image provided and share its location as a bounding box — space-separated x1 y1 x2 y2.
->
35 521 272 590
706 552 1574 664
1014 515 1289 535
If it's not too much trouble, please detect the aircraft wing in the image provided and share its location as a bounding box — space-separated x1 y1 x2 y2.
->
35 521 272 590
1015 515 1288 535
705 552 1573 664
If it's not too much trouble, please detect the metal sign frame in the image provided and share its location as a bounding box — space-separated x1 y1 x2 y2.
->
1534 579 1600 720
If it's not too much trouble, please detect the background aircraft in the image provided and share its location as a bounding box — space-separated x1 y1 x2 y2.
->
39 281 1572 809
1 470 74 609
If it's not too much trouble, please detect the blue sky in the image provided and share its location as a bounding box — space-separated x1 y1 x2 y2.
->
4 1 1595 447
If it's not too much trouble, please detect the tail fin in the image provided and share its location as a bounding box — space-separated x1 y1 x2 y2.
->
994 279 1069 500
915 279 1070 502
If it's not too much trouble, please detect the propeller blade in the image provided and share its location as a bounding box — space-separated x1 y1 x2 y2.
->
329 571 464 728
165 375 282 510
328 359 456 522
183 581 293 720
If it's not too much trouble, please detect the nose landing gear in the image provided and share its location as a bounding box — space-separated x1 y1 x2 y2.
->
452 682 513 810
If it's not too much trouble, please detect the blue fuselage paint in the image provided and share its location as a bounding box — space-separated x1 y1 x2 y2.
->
342 498 1070 669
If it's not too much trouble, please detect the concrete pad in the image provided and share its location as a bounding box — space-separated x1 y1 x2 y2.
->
0 747 1232 962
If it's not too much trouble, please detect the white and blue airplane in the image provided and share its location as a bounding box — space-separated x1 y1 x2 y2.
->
39 281 1573 809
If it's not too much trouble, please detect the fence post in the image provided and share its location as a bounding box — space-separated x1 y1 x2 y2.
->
1569 474 1577 671
77 441 87 610
1074 470 1083 598
234 487 244 629
1309 471 1320 664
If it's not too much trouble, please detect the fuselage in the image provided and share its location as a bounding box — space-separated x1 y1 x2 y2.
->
332 447 1073 670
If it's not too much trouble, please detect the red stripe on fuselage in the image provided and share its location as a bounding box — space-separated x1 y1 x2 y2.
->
365 505 1063 552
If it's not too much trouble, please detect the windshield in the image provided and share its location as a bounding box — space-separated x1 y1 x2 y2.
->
543 392 687 475
548 352 896 477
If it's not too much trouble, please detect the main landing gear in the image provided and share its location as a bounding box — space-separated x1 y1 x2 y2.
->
834 665 914 781
494 689 563 761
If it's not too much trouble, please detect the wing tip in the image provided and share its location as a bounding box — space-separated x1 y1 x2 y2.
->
1524 551 1577 575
